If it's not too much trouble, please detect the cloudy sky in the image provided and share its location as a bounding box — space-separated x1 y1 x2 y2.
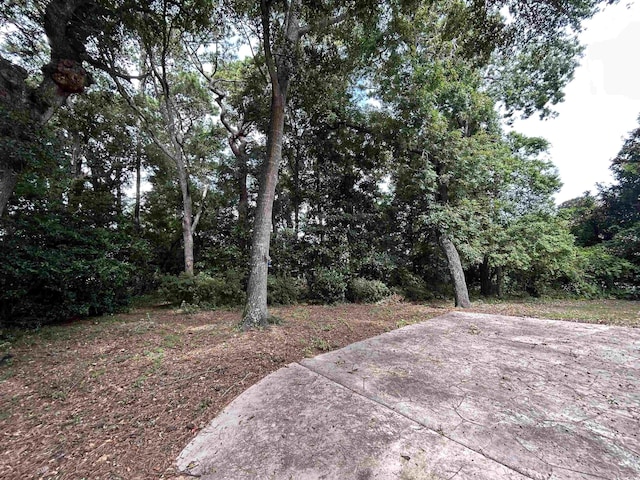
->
511 1 640 204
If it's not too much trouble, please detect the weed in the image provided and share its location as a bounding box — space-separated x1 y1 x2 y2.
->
90 367 106 379
162 333 182 349
51 390 67 401
267 315 284 326
396 318 410 329
310 337 333 352
197 398 212 413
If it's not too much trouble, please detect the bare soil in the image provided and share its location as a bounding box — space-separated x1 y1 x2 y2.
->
0 298 638 479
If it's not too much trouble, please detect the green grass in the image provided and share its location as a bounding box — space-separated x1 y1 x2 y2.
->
469 298 640 327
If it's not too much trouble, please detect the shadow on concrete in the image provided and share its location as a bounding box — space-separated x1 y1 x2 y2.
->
177 312 640 479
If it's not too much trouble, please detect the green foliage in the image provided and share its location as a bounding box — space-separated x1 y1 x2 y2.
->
267 275 306 306
393 269 433 302
347 278 391 304
160 271 245 308
571 246 637 298
307 269 347 305
0 212 151 328
496 214 578 296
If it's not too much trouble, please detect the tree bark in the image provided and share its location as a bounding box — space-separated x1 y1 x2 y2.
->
0 169 17 218
176 152 195 276
480 255 492 297
134 138 142 232
241 0 299 328
242 0 349 328
439 234 471 308
243 88 287 328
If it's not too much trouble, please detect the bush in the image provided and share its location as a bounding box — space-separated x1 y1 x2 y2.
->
160 270 246 308
567 245 638 299
347 278 391 303
307 268 347 304
268 275 305 305
0 215 151 328
393 269 433 301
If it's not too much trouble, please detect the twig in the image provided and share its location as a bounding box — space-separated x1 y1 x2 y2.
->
220 372 251 398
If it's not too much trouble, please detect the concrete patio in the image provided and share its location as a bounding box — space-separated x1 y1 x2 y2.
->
176 311 640 479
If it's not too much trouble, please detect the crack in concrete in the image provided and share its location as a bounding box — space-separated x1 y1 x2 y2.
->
298 361 538 480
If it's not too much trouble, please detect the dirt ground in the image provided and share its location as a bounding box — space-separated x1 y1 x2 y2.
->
0 298 638 480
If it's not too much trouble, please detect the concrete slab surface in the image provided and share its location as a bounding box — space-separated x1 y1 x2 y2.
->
176 312 640 479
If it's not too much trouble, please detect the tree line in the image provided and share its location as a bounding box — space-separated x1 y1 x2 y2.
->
1 0 635 329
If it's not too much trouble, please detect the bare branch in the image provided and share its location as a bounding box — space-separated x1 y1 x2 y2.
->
191 183 209 233
298 11 349 37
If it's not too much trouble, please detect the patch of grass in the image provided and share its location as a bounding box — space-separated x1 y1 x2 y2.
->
267 314 284 325
51 390 67 401
0 367 15 382
470 299 640 327
196 398 212 413
133 348 165 388
310 337 333 352
90 367 107 379
162 333 182 349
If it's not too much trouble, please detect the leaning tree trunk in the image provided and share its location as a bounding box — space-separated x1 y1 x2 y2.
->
439 234 471 308
242 0 349 328
243 88 287 328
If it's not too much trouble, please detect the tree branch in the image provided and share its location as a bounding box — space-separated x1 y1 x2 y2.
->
191 183 209 233
260 0 279 86
298 11 349 37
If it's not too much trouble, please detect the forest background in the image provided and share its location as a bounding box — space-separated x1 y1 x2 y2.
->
1 0 638 330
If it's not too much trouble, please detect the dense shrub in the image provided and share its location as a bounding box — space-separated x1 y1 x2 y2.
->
160 270 245 308
356 253 396 283
307 268 347 304
0 214 151 328
347 278 391 303
393 269 433 301
568 245 638 298
267 275 305 305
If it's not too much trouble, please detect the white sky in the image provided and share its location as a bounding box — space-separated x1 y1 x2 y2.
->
511 1 640 204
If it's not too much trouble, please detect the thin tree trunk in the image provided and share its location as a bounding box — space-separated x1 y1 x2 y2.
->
243 89 286 328
134 140 142 232
238 152 249 232
439 234 471 308
115 165 123 216
176 155 195 276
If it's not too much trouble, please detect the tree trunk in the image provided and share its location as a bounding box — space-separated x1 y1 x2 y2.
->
242 89 286 328
0 0 95 216
237 151 249 233
496 266 504 297
176 155 195 276
134 140 142 232
439 235 471 308
0 169 17 218
480 255 492 297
